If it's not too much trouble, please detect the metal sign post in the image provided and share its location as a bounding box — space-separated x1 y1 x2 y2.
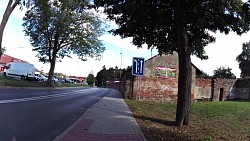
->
136 76 139 100
132 57 145 100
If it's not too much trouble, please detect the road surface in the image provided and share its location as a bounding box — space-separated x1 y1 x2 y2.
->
0 87 110 141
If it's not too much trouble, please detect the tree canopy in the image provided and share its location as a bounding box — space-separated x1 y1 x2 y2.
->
96 65 123 86
94 0 249 126
236 41 250 78
87 73 95 86
23 0 105 86
95 0 248 59
213 66 236 79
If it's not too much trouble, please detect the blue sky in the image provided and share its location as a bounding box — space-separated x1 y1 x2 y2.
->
1 1 249 77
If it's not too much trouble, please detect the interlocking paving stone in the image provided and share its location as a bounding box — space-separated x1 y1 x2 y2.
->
55 89 146 141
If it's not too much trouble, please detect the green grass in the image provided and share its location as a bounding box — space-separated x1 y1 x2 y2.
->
0 76 47 87
0 76 89 87
126 100 250 141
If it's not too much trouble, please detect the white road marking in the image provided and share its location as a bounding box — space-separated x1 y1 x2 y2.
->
0 88 99 104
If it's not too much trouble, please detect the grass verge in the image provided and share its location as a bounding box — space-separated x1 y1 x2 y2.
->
126 99 250 141
0 76 89 87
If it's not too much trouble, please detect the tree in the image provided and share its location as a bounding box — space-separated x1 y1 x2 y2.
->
94 0 248 126
87 73 95 86
23 0 105 86
0 0 32 57
54 72 66 79
96 65 125 86
213 66 236 79
236 41 250 78
96 65 108 86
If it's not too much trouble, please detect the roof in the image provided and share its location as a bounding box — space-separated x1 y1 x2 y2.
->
0 54 28 64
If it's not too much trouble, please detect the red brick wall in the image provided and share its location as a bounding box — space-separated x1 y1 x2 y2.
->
132 76 179 101
195 78 212 87
194 78 212 100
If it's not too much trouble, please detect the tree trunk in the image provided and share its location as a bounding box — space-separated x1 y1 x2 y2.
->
174 0 192 126
0 0 19 57
47 52 57 87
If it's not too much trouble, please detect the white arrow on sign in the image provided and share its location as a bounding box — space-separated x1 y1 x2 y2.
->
140 60 143 74
134 59 138 73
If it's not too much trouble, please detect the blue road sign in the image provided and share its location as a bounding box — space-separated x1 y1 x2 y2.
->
132 57 145 76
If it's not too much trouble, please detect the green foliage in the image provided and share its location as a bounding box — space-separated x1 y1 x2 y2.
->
54 72 66 78
23 0 105 85
213 66 236 79
94 0 247 59
23 0 105 63
96 65 124 86
87 73 95 86
236 41 250 78
96 65 108 86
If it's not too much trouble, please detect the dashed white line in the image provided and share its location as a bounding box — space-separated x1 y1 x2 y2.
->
0 88 99 104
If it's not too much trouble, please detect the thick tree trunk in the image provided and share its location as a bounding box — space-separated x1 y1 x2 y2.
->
47 52 57 87
0 0 19 57
174 0 192 126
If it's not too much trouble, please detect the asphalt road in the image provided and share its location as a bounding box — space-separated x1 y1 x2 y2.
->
0 87 110 141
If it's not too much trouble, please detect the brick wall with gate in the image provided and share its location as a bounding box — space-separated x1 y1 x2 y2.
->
194 78 235 101
213 78 235 101
121 53 196 102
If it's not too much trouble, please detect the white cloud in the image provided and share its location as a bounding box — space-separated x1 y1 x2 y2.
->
100 34 149 54
191 32 249 78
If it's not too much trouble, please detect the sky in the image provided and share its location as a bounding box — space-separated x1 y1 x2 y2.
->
0 1 249 78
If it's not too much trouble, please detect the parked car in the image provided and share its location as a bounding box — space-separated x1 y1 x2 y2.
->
52 77 60 83
3 62 35 81
64 78 74 83
70 78 81 84
34 74 48 82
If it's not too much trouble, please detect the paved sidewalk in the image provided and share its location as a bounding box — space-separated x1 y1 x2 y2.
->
54 89 146 141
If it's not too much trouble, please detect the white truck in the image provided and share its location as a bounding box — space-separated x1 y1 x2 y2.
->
3 62 35 81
